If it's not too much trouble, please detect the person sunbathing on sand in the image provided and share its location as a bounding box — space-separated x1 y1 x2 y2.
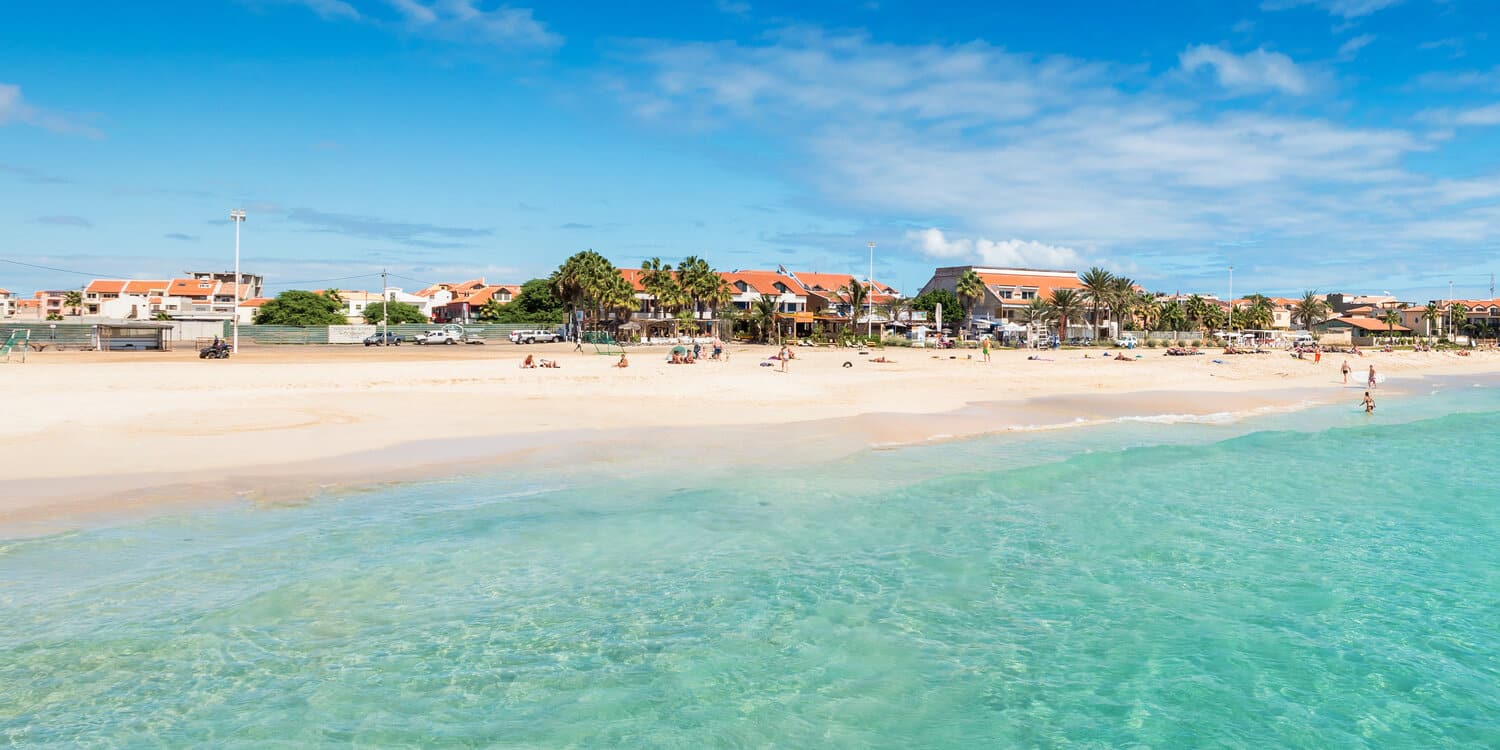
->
1115 353 1133 361
521 354 537 369
539 358 560 369
1027 355 1053 361
871 356 895 363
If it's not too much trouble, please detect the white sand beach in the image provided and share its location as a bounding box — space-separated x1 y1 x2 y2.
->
3 343 1497 527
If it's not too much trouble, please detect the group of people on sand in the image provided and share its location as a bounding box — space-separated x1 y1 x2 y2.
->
520 354 560 369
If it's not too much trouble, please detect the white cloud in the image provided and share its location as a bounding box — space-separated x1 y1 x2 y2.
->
715 0 751 16
907 228 1084 269
292 0 360 19
1338 34 1376 59
1418 103 1500 128
1179 45 1311 95
386 0 562 47
0 82 101 138
617 27 1498 274
1260 0 1405 19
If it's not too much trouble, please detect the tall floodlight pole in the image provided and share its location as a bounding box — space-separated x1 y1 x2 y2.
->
1449 279 1455 339
230 209 246 353
867 241 876 338
382 268 389 342
1228 265 1234 332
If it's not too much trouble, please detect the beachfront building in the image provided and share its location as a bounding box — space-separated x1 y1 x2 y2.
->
1230 297 1298 329
33 290 71 319
919 266 1087 334
1313 316 1411 340
83 279 170 318
0 288 13 318
786 271 901 325
1402 298 1500 339
419 280 522 324
186 271 265 299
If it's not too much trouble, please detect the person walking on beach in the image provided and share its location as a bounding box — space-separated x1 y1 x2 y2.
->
1367 364 1377 390
981 337 991 363
1314 346 1322 365
1363 391 1376 413
1341 359 1351 385
778 345 790 373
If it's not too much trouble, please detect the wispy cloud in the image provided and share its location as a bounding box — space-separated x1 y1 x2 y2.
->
1419 103 1500 128
286 0 360 19
0 163 72 184
0 83 101 138
35 215 93 228
616 26 1494 277
283 207 493 248
1338 34 1376 60
715 0 751 17
906 228 1084 269
385 0 562 47
1260 0 1405 19
164 232 200 242
1179 45 1312 95
1413 66 1500 91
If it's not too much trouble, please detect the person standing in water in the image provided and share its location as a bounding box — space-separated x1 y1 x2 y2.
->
1363 391 1376 413
1341 359 1351 385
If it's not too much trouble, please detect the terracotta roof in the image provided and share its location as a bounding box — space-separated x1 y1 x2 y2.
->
463 285 521 306
242 297 270 308
977 271 1085 301
618 268 653 292
86 280 127 294
0 288 10 295
1325 316 1411 332
123 280 169 294
167 278 219 298
724 270 802 296
792 272 897 296
16 299 39 308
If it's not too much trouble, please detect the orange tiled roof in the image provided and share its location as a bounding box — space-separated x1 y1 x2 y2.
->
793 272 898 296
1327 316 1411 332
463 285 521 306
123 280 169 294
723 270 803 296
977 271 1085 301
242 297 270 308
86 279 127 294
168 278 219 298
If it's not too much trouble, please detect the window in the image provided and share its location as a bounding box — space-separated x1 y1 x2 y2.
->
1020 290 1037 300
199 282 212 289
998 289 1014 299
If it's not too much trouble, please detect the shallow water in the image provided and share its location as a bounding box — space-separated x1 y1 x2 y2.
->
3 379 1499 747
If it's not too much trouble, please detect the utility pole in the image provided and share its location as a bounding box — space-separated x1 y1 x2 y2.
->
381 268 389 342
1449 279 1455 339
1228 265 1234 332
230 209 246 353
867 241 876 339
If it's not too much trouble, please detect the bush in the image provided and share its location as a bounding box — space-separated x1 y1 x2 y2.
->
1146 339 1159 348
1190 339 1203 347
882 336 912 347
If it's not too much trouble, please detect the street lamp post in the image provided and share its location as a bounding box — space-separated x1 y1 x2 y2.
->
1228 265 1234 332
867 241 876 338
230 209 246 353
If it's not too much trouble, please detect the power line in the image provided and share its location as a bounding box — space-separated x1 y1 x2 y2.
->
0 256 127 279
263 273 382 287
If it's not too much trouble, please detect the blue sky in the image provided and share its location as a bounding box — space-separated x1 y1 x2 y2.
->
3 0 1498 300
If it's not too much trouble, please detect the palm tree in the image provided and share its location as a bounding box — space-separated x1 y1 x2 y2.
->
1019 297 1055 345
1449 303 1469 341
751 293 779 344
639 257 673 319
676 255 715 319
324 288 345 305
1158 300 1187 333
1380 308 1402 342
597 272 637 325
1105 276 1136 332
1421 302 1443 339
1292 290 1330 332
1184 295 1211 338
550 249 613 329
1048 288 1085 342
955 269 985 333
839 279 870 341
63 290 83 316
1078 267 1115 338
1241 294 1274 330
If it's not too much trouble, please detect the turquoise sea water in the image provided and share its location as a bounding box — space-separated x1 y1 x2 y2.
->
4 380 1500 747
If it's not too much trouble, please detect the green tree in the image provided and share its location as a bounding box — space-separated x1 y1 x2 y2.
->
1158 300 1187 332
324 288 345 305
549 250 613 328
1380 308 1402 341
152 311 173 321
751 293 779 343
1292 290 1330 332
1449 303 1469 341
911 288 962 329
1078 267 1115 337
253 290 348 325
955 269 985 331
362 300 427 325
1048 288 1085 341
63 290 83 316
597 271 638 324
839 278 869 321
482 279 566 324
1020 297 1056 334
639 257 674 319
1421 302 1443 339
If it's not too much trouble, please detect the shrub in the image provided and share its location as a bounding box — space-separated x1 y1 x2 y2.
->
1146 339 1159 348
1190 339 1202 347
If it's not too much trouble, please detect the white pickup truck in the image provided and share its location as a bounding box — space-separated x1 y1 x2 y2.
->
415 330 461 345
509 329 564 344
1114 333 1139 348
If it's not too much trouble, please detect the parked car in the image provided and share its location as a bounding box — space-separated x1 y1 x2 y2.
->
363 332 403 346
509 329 564 344
1115 333 1139 348
415 330 461 345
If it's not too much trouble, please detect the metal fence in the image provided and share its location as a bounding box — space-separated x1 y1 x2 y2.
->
0 322 98 348
232 323 550 344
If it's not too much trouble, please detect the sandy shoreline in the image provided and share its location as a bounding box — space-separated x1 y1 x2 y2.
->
3 342 1498 532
